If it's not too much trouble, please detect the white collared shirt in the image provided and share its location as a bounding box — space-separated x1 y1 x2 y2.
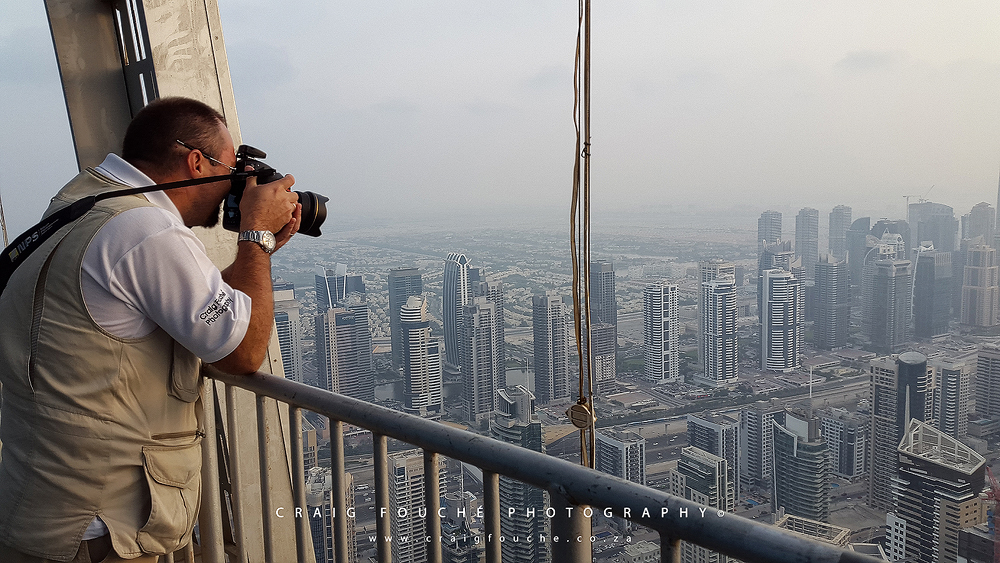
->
82 154 250 362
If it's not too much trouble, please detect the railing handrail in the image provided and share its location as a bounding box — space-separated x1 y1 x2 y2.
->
206 367 884 563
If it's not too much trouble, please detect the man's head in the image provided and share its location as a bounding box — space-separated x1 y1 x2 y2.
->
123 97 230 178
122 97 237 228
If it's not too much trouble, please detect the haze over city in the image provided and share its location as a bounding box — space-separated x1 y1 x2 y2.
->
2 1 1000 238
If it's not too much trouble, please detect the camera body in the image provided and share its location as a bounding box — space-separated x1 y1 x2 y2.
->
223 145 328 237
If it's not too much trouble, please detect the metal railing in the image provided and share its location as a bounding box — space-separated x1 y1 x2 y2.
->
197 367 884 563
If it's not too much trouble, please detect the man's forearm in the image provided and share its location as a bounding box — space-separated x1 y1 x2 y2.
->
215 241 274 374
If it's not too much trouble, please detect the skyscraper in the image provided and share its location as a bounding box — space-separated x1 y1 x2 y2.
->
739 401 785 490
976 344 1000 418
930 356 972 441
819 408 868 481
532 292 569 405
492 386 549 563
315 304 375 402
909 201 958 252
758 210 782 251
960 244 1000 331
444 252 473 369
474 278 506 390
315 264 365 310
589 260 617 327
273 283 304 383
761 269 802 372
828 205 852 260
389 450 447 563
813 255 849 350
886 420 986 563
962 202 995 245
686 412 741 501
772 409 830 523
912 250 951 339
596 430 646 486
668 447 734 563
400 295 443 417
697 276 739 388
388 267 423 372
698 260 736 367
845 217 872 286
589 323 617 392
868 352 934 511
867 257 912 354
795 207 819 279
460 297 503 424
643 281 679 383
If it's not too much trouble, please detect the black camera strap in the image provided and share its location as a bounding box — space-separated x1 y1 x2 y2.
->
0 172 243 295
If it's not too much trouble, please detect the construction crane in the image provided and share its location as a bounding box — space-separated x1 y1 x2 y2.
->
903 185 934 226
985 466 1000 563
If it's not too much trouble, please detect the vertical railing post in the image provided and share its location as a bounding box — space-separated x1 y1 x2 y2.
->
290 407 310 563
374 434 391 563
482 471 502 563
199 381 225 563
257 395 275 563
549 494 592 563
423 451 442 563
659 532 681 563
225 384 247 563
331 419 350 563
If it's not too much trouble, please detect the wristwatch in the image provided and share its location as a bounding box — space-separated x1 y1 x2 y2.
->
238 230 276 254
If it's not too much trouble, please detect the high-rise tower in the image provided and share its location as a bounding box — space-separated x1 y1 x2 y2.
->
960 244 999 331
758 210 782 251
697 276 739 388
795 208 819 279
930 356 972 441
698 260 736 367
772 409 830 522
828 205 852 260
977 344 1000 418
273 282 304 383
909 201 958 252
686 412 741 501
401 295 443 417
886 420 985 563
868 352 934 511
596 430 646 486
315 264 365 310
962 202 995 245
460 297 503 424
912 250 951 339
813 255 849 350
444 252 473 369
532 292 569 405
864 249 911 354
492 386 550 563
643 281 679 383
315 303 375 402
761 269 802 372
739 401 785 490
669 447 735 563
388 450 447 563
388 267 423 372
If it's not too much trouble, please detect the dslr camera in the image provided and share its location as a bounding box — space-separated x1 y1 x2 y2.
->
223 145 329 237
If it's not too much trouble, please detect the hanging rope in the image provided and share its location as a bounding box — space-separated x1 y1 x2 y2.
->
569 0 596 469
0 187 7 247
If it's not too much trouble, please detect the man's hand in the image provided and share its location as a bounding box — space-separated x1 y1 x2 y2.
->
275 203 302 251
239 170 298 235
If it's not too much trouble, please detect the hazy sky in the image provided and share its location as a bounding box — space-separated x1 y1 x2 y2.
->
2 1 999 239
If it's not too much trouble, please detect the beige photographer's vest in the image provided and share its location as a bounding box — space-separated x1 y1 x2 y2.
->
0 169 203 561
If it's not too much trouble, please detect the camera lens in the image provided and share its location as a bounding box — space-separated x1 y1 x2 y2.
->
296 191 329 237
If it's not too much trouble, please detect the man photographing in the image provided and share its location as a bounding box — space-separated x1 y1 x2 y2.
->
0 96 300 562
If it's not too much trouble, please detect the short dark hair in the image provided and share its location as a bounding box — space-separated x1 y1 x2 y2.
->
122 97 228 176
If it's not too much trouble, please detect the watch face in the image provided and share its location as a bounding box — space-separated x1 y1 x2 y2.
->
262 231 276 252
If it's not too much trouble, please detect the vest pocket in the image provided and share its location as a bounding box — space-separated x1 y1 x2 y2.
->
136 437 203 554
169 342 203 403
